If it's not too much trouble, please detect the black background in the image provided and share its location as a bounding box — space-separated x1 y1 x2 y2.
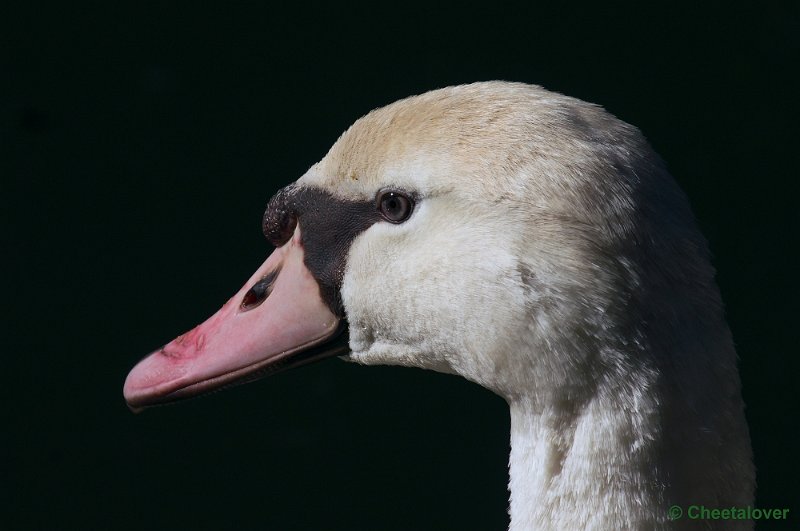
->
3 2 798 530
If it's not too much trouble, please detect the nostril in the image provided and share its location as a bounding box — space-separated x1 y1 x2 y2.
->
240 269 280 311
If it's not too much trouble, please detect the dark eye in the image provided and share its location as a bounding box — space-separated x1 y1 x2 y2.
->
377 190 414 223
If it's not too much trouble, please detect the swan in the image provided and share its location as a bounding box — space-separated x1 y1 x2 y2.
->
124 81 755 530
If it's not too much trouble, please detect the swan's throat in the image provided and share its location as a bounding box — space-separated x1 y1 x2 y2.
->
507 388 670 530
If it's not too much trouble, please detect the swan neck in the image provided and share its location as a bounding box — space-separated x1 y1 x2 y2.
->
506 392 668 530
506 367 754 531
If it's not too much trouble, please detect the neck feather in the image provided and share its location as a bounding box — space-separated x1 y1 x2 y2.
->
507 374 668 530
505 353 754 531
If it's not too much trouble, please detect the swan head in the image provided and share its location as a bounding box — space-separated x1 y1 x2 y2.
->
124 81 716 409
123 82 755 527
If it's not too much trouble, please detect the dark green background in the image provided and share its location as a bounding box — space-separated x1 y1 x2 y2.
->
3 2 798 530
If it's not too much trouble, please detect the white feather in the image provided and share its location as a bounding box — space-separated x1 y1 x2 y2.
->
301 81 754 530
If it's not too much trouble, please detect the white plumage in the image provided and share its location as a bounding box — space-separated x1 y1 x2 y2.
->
125 81 755 530
306 82 755 529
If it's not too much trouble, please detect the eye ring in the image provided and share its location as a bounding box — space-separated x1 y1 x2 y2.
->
376 189 414 223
